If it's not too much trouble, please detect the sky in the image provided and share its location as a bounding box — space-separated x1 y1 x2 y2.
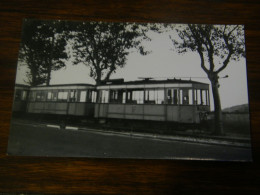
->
15 26 249 110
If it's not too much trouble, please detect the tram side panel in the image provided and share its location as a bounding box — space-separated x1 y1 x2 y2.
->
27 102 68 114
166 105 180 122
95 104 209 124
124 104 143 120
68 102 94 116
143 105 165 121
94 103 109 118
13 101 27 112
12 86 29 113
94 103 200 123
26 86 96 117
195 105 210 123
166 105 209 124
107 103 125 118
95 104 165 121
178 106 196 123
27 101 94 116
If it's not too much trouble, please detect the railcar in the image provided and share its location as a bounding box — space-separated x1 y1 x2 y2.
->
95 78 210 124
12 78 210 130
26 84 96 117
12 84 30 113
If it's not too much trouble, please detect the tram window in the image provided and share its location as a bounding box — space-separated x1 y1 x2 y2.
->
121 90 141 104
179 90 183 105
180 89 192 105
156 90 164 104
143 89 163 104
100 90 109 103
167 89 179 105
202 90 207 105
91 91 97 103
69 90 77 102
47 92 52 101
21 91 27 100
124 91 133 104
132 90 144 104
29 91 36 101
42 91 47 101
197 89 201 105
36 91 46 101
103 90 109 103
52 91 58 101
182 89 189 105
110 90 119 103
79 91 86 102
110 90 124 103
127 91 131 100
129 91 135 103
122 92 126 103
58 91 68 101
188 89 193 105
86 90 92 102
98 91 102 103
167 89 172 104
15 90 21 100
173 89 178 104
145 90 156 104
194 90 197 105
114 91 118 100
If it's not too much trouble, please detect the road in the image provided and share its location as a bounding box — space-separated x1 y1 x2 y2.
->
7 122 252 161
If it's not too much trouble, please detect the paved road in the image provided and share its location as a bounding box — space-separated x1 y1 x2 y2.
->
7 122 252 161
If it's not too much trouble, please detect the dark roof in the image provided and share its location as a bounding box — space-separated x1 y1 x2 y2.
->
15 84 30 88
30 83 94 88
100 78 209 86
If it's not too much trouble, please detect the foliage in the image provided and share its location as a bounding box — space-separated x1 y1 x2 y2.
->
171 24 245 134
71 21 153 84
171 24 245 75
18 19 68 86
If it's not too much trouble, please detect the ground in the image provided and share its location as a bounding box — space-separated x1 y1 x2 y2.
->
7 120 252 161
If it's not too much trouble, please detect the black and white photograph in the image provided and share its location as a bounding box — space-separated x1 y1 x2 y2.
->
7 19 252 161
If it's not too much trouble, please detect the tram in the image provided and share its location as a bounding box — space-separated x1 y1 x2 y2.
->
12 84 30 113
14 84 96 117
95 78 210 124
12 78 210 125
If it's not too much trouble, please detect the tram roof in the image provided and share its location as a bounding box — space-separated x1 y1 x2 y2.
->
14 84 30 90
128 79 207 85
98 79 209 90
28 83 95 90
101 78 208 85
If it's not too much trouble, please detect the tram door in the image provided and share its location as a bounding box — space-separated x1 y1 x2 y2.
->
166 89 180 122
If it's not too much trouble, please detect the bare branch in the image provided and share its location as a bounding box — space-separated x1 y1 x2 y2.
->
188 25 209 74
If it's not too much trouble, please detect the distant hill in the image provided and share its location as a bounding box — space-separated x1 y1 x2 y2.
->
222 104 249 113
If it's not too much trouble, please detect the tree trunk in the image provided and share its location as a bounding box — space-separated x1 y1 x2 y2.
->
46 60 51 86
31 64 38 86
46 68 51 86
209 74 224 135
104 66 115 82
46 36 55 86
95 69 102 85
95 71 102 103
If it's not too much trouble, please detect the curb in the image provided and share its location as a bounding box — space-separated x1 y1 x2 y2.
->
78 127 251 148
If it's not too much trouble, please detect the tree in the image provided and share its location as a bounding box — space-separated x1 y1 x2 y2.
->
71 21 153 85
171 24 245 135
18 19 68 86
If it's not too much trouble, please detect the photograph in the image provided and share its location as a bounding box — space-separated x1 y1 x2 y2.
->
7 19 252 161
